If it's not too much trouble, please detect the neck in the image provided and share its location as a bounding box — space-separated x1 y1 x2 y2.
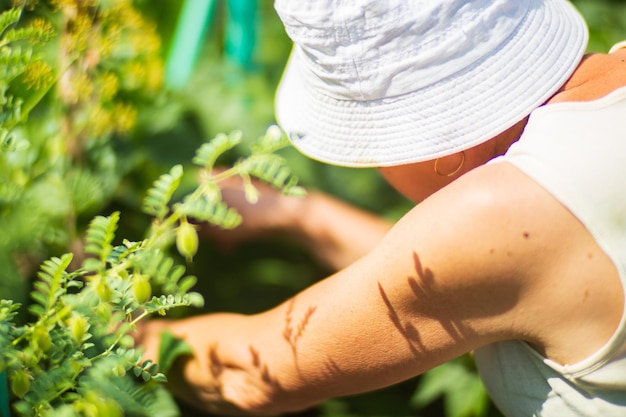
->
493 117 529 157
548 52 626 104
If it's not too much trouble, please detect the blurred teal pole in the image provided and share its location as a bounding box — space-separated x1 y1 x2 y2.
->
165 0 216 89
225 0 258 69
0 370 9 417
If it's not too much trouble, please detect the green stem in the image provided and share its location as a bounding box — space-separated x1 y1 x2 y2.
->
147 165 241 242
90 311 150 363
207 165 240 183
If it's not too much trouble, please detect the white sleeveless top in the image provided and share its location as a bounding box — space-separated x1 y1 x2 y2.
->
474 86 626 416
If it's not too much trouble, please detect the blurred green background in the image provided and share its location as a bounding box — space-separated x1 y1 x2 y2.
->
126 1 626 416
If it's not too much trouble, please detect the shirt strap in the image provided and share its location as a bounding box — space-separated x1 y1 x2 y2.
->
609 40 626 53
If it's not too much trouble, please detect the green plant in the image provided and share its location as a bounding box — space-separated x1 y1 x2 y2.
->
0 1 306 414
0 0 166 306
412 356 491 417
0 126 304 416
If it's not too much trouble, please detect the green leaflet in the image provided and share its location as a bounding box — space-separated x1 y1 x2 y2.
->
0 8 21 36
143 293 205 316
192 131 242 170
143 165 183 220
412 357 490 417
84 212 121 270
178 194 242 230
157 331 193 376
29 254 75 316
238 153 306 197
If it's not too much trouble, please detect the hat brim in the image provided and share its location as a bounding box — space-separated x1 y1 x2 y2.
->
275 0 588 167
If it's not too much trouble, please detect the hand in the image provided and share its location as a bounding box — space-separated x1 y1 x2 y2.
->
199 167 392 270
133 318 167 365
198 168 304 251
133 314 253 415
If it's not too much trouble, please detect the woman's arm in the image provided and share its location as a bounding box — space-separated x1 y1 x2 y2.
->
138 162 622 415
288 190 394 270
203 176 393 271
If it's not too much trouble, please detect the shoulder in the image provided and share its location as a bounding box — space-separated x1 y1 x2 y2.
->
366 161 617 356
372 160 623 364
378 162 560 279
366 164 551 340
548 52 626 104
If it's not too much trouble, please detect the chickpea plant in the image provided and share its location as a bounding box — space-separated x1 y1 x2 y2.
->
0 126 305 416
0 0 165 309
0 1 306 415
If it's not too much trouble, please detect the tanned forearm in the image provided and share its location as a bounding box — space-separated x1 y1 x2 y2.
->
286 190 393 270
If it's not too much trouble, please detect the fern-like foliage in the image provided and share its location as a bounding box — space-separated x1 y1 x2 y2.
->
159 126 305 235
238 153 306 197
0 8 20 36
0 8 56 133
143 294 204 316
84 211 120 271
143 165 183 220
0 127 28 152
65 168 108 214
248 124 290 154
1 121 304 416
1 21 55 46
0 299 20 350
71 356 178 417
0 3 193 416
192 131 242 170
106 240 142 267
0 299 20 324
0 46 32 82
178 194 242 229
0 92 25 128
127 247 197 295
28 254 77 317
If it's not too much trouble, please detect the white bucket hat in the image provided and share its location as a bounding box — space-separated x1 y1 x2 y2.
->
274 0 588 167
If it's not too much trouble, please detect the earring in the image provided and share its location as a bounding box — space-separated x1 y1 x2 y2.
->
434 151 465 177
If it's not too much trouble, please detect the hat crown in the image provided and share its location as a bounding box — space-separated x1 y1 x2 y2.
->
275 0 528 101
